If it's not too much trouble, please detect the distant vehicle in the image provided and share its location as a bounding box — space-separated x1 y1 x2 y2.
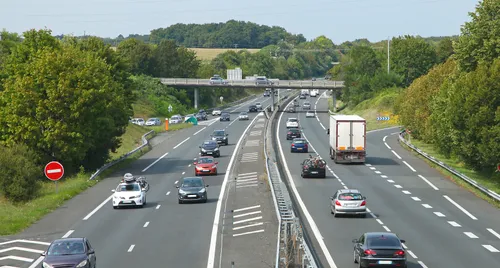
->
131 118 145 126
111 180 147 208
195 112 207 121
286 118 299 128
211 129 229 145
312 77 316 81
239 112 249 120
286 128 301 140
209 76 228 85
330 189 367 217
212 109 222 116
263 90 270 97
306 111 315 118
220 112 230 121
300 157 326 178
299 94 307 99
255 102 263 110
301 89 309 96
310 90 318 97
41 238 97 268
199 140 220 157
194 156 218 176
352 232 407 267
248 105 258 112
255 76 271 86
302 102 311 109
328 115 366 163
287 106 296 113
291 138 309 153
294 99 300 106
145 118 161 126
170 115 183 124
177 177 209 204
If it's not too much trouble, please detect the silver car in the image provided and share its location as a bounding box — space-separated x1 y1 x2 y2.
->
145 118 161 126
239 112 249 120
306 111 315 118
209 76 228 85
330 189 367 217
255 77 271 86
302 102 311 109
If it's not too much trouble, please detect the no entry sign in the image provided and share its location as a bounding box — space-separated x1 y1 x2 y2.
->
44 161 64 181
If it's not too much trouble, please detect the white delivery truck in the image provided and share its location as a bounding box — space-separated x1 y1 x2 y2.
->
328 115 366 163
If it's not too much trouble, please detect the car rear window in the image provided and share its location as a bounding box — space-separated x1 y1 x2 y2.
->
288 119 298 122
338 193 363 200
293 140 306 144
367 236 401 247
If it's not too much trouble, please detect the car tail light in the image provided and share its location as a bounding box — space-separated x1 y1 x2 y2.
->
288 132 291 134
364 249 377 255
304 165 308 169
394 250 405 256
292 144 295 147
305 144 308 148
335 200 341 206
360 200 366 206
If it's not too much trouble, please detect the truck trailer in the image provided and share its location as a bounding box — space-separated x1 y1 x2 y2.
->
328 115 366 163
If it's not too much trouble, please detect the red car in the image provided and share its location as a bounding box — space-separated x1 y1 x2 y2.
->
194 156 218 176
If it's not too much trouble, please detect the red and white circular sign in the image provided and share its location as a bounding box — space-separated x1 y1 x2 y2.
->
44 161 64 181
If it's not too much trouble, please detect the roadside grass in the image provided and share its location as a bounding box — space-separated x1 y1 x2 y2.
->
189 48 260 61
149 122 193 134
400 139 500 208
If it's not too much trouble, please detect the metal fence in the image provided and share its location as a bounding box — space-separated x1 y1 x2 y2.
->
399 133 500 202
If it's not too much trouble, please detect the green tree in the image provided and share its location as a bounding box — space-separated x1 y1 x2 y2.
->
435 37 455 63
117 38 153 75
454 0 500 72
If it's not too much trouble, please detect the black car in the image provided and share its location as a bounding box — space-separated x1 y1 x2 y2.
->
353 232 407 268
248 105 258 112
177 177 209 204
195 112 207 121
220 112 230 121
211 129 229 145
294 100 300 107
286 128 301 140
200 140 220 157
299 94 306 99
41 238 97 268
300 157 326 178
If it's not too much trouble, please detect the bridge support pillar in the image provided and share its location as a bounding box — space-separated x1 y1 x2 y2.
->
271 88 275 112
332 90 337 113
194 88 199 109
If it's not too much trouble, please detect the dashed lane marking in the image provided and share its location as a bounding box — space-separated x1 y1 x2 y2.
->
233 229 265 237
127 245 135 252
464 232 478 238
433 212 446 217
411 197 421 201
448 221 461 227
233 205 261 213
418 175 439 190
402 190 411 195
487 228 500 240
482 245 499 253
394 185 403 189
403 161 416 172
422 204 432 208
387 180 395 183
381 175 388 178
391 150 402 159
375 171 381 174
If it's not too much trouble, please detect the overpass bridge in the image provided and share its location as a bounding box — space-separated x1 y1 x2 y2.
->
159 78 344 109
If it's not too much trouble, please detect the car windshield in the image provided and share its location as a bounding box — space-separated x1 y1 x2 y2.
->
240 112 247 115
256 103 261 105
304 103 310 105
203 141 215 145
288 119 298 122
257 77 266 80
293 140 306 144
289 129 299 133
47 241 85 256
198 158 214 164
338 193 363 200
116 184 140 192
182 179 203 187
213 131 225 136
222 113 229 116
367 236 401 247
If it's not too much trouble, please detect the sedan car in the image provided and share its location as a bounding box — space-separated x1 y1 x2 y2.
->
220 112 230 121
211 129 229 145
300 157 326 178
41 238 96 268
353 232 407 268
145 117 161 126
286 118 299 128
195 112 207 121
291 138 309 153
131 118 145 126
194 156 218 176
255 76 271 86
170 115 183 124
255 102 263 110
330 189 367 217
177 177 209 204
209 76 228 85
200 140 220 157
294 100 300 107
306 111 315 118
248 105 258 112
212 109 222 116
286 128 301 140
299 94 306 99
239 112 249 120
111 181 147 208
302 102 311 110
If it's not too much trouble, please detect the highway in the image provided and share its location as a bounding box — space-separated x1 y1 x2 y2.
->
0 93 285 268
276 91 500 268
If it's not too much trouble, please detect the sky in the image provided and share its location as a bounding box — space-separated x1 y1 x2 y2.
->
0 0 479 43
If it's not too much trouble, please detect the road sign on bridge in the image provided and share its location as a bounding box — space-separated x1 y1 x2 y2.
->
44 161 64 181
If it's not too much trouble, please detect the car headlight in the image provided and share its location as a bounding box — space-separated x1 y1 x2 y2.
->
199 188 206 193
212 165 217 168
179 189 187 194
76 260 88 267
212 137 217 140
42 262 54 268
201 148 206 152
214 147 219 151
132 195 141 198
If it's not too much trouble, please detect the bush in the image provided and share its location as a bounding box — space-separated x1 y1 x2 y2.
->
0 143 41 202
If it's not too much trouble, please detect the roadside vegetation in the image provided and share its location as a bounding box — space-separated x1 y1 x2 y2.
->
189 48 260 61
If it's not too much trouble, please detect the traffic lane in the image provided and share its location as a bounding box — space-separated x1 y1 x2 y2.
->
294 111 499 267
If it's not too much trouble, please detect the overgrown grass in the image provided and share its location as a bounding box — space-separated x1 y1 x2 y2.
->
401 138 500 208
189 48 260 61
148 122 193 133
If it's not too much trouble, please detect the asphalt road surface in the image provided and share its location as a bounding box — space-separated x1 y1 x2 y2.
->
276 91 500 268
0 93 285 268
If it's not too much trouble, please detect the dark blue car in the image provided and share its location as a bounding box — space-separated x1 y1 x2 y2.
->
290 138 309 153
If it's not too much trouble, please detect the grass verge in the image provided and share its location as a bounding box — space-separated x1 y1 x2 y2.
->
400 138 500 208
189 48 260 61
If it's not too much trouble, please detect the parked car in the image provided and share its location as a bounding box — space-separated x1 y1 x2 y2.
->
170 115 183 124
300 157 326 178
145 118 161 126
131 118 145 126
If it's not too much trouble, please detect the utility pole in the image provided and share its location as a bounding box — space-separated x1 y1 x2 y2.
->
387 37 390 74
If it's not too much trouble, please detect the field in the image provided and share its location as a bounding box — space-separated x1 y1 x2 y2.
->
189 48 260 61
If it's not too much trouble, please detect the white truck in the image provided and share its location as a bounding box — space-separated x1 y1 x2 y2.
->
327 115 366 163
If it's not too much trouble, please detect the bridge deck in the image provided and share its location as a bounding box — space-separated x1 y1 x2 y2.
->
159 78 344 89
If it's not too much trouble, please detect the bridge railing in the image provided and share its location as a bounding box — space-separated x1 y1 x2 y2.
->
159 78 344 88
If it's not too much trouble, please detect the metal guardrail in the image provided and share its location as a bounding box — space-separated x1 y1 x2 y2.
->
398 133 500 202
159 78 345 89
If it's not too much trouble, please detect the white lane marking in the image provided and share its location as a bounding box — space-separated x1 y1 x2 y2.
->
482 245 500 252
369 167 376 170
343 185 348 189
407 250 418 259
411 197 421 201
175 180 178 184
166 191 170 195
233 216 263 225
340 182 345 186
237 174 258 179
433 212 446 217
276 96 338 268
391 150 402 159
236 178 258 182
233 211 261 218
2 265 24 268
0 240 51 246
402 190 411 195
487 228 500 240
448 221 461 227
369 212 377 218
173 137 190 149
142 152 169 172
376 219 384 225
236 184 259 188
402 243 408 249
182 171 185 175
232 222 264 230
193 127 207 135
188 164 191 167
83 195 113 220
155 205 161 209
464 232 478 238
46 169 61 174
366 208 371 212
238 171 258 176
127 245 135 252
381 175 388 178
233 205 261 212
394 185 403 188
207 113 262 268
318 122 326 130
365 164 372 167
375 171 381 174
387 179 395 183
61 230 74 238
418 261 429 268
384 143 391 149
143 222 150 228
382 226 391 232
0 247 44 254
443 195 478 220
422 204 432 208
383 135 387 142
418 175 439 190
0 256 33 262
402 161 416 172
233 229 265 237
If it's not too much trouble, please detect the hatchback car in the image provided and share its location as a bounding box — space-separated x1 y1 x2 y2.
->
255 76 270 86
352 232 407 268
239 112 249 120
220 112 230 121
209 76 228 85
200 140 220 157
170 115 183 124
330 189 367 217
41 238 97 268
287 106 296 113
286 128 301 140
194 156 218 176
177 177 209 203
286 118 299 128
111 181 147 208
300 157 326 178
145 117 161 126
291 138 309 153
248 105 258 112
211 129 228 145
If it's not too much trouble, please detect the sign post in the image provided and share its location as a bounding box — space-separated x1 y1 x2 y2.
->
44 161 64 193
220 96 223 103
168 105 173 113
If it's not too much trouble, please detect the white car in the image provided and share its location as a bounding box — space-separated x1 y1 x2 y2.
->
286 118 299 128
212 109 221 116
239 112 249 120
170 115 183 124
112 182 147 208
306 111 315 118
303 102 311 109
145 118 161 126
255 102 262 110
131 118 145 126
310 90 318 97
